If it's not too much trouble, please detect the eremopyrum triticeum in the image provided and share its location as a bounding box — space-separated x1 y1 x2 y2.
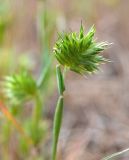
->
3 71 38 104
53 24 109 75
52 24 110 160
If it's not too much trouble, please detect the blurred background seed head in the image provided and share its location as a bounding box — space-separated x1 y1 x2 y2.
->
3 71 38 104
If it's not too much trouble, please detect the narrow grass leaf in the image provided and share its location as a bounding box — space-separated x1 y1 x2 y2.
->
52 96 64 160
102 148 129 160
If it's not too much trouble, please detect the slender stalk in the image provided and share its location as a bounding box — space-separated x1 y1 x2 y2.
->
33 93 42 126
52 96 64 160
102 148 129 160
52 65 65 160
37 0 51 90
32 92 42 145
52 24 109 160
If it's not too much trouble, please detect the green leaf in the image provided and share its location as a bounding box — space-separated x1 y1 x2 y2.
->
52 96 64 160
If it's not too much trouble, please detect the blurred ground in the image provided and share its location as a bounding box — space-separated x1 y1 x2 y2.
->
1 0 129 160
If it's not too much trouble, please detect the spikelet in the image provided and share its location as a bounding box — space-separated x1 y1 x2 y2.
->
3 71 38 104
53 24 110 75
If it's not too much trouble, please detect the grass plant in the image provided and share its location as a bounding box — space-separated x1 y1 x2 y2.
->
0 1 128 160
0 0 54 159
52 24 109 160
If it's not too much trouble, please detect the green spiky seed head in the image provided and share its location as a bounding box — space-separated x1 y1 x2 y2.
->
53 24 109 75
3 71 38 104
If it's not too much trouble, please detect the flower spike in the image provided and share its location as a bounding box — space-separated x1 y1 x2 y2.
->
53 24 110 75
3 71 38 104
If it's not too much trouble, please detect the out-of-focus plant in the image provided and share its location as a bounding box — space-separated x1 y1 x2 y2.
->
3 71 38 104
52 24 109 160
0 0 56 159
37 0 56 96
1 69 49 159
3 70 46 142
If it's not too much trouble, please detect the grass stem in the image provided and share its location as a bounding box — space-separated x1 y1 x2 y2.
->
102 148 129 160
52 96 64 160
52 65 65 160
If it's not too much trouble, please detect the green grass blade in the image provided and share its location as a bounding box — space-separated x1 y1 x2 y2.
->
102 148 129 160
52 96 64 160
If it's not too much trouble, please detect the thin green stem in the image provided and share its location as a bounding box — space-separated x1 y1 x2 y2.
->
102 148 129 160
34 93 42 126
52 65 65 160
32 92 42 145
37 0 51 90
